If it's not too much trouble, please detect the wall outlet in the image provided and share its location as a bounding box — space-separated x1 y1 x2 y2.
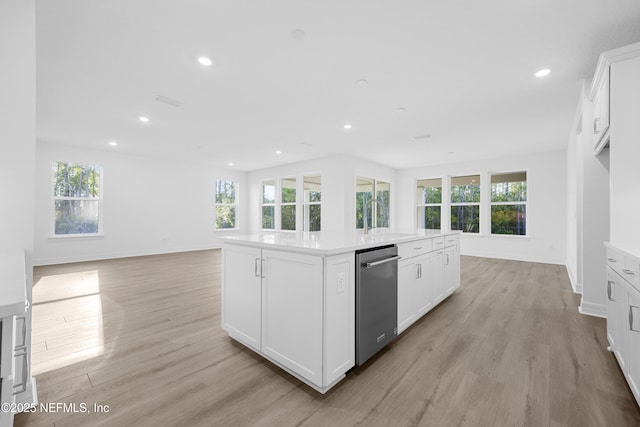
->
337 272 345 294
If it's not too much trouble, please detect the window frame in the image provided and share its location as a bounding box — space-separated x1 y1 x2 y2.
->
214 179 239 231
260 178 277 231
416 177 443 230
355 176 391 230
260 174 322 232
489 171 528 237
280 176 297 231
450 174 481 234
302 175 322 232
51 161 104 238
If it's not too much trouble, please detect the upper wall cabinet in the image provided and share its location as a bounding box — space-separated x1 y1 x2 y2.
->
590 42 640 155
592 67 610 153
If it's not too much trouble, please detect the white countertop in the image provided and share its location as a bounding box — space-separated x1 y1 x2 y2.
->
221 230 460 256
605 242 640 263
0 250 27 318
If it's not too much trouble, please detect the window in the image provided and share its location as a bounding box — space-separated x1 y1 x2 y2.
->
281 177 296 231
214 179 238 229
303 175 321 231
491 172 527 235
261 179 276 229
356 177 390 229
416 178 442 230
451 174 480 233
260 175 322 231
53 161 102 235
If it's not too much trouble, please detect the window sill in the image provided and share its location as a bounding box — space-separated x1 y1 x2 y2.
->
214 228 239 232
48 233 104 239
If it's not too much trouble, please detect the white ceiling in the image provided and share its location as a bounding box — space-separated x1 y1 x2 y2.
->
36 0 640 171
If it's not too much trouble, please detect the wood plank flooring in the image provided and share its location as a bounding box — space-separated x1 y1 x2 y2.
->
15 251 640 426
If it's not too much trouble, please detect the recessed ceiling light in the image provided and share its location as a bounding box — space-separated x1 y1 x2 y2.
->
108 141 118 147
395 107 406 113
139 116 150 123
535 68 551 77
356 79 368 87
198 56 213 66
275 150 282 154
228 162 234 166
344 124 352 130
291 29 306 40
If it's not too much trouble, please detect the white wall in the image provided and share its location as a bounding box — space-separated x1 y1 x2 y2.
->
1 0 36 403
397 150 567 265
247 155 397 234
566 95 581 292
34 142 247 265
1 0 36 256
576 83 610 317
610 56 640 243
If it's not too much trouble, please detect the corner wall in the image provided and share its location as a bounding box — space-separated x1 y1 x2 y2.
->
34 142 248 265
247 155 397 234
397 150 567 265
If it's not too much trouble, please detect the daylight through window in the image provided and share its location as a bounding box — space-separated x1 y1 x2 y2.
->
416 178 442 230
53 161 102 235
215 179 238 229
450 175 480 233
490 172 527 236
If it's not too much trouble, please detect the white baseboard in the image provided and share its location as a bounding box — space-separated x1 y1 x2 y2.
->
578 301 607 318
565 265 582 294
34 245 222 266
460 250 564 265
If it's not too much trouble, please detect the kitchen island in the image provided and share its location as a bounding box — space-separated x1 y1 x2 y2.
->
221 231 461 393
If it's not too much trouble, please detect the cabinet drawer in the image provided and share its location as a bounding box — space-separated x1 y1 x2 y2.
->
445 234 459 247
398 239 432 260
607 248 640 291
432 237 445 249
608 248 626 278
623 258 640 291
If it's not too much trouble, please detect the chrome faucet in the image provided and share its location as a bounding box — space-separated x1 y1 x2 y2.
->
363 197 382 234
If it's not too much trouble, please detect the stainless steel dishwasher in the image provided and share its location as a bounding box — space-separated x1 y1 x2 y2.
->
355 244 400 365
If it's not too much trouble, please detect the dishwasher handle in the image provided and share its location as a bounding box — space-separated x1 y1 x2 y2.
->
363 255 402 268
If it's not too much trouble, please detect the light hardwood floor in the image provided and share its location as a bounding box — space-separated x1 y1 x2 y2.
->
15 251 640 426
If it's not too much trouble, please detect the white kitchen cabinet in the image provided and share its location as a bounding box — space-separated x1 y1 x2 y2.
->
628 284 640 401
222 242 355 392
444 235 460 296
222 245 262 351
606 270 618 351
605 244 640 406
432 250 446 305
397 251 433 334
592 68 610 153
415 253 433 318
261 250 323 387
397 259 417 333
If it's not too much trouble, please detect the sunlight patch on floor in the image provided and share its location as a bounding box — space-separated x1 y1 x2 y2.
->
31 271 105 375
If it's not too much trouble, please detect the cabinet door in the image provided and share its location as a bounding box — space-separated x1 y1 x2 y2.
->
432 250 445 305
627 285 640 401
444 246 457 296
415 254 433 317
222 245 262 351
606 269 618 350
261 250 323 387
615 278 629 373
398 260 417 334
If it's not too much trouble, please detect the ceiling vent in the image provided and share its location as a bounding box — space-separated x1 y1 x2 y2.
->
154 95 183 107
412 134 432 141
